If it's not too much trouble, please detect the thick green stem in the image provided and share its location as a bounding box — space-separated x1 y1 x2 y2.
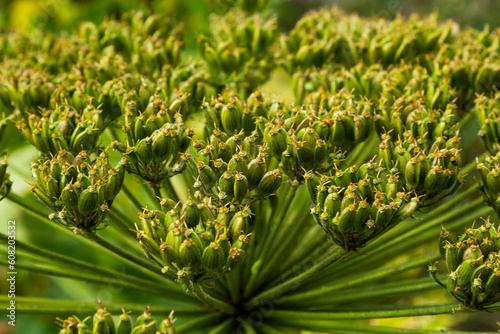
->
244 246 346 310
134 182 159 208
245 200 266 272
270 304 465 321
108 209 135 231
225 267 241 304
175 313 223 332
458 109 475 130
6 192 177 283
84 232 184 288
7 192 51 222
191 281 237 315
259 206 315 286
108 212 134 238
413 185 479 224
363 204 488 267
239 318 258 334
345 132 380 167
208 319 235 334
461 156 484 176
244 185 298 298
266 229 327 287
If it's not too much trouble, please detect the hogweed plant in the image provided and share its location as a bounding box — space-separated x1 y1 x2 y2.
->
2 2 500 333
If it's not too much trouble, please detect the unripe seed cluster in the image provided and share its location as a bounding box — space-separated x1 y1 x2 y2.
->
57 304 176 334
378 131 463 207
137 197 250 282
435 219 500 309
31 149 125 232
307 163 418 251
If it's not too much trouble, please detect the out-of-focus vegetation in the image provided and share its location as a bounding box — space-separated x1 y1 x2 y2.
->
2 0 500 35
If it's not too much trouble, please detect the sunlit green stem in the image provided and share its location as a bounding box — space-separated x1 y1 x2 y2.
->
190 281 237 315
258 205 315 286
270 304 466 321
266 229 326 287
239 318 258 334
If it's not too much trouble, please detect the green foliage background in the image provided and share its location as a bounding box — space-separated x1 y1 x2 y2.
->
1 0 500 333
